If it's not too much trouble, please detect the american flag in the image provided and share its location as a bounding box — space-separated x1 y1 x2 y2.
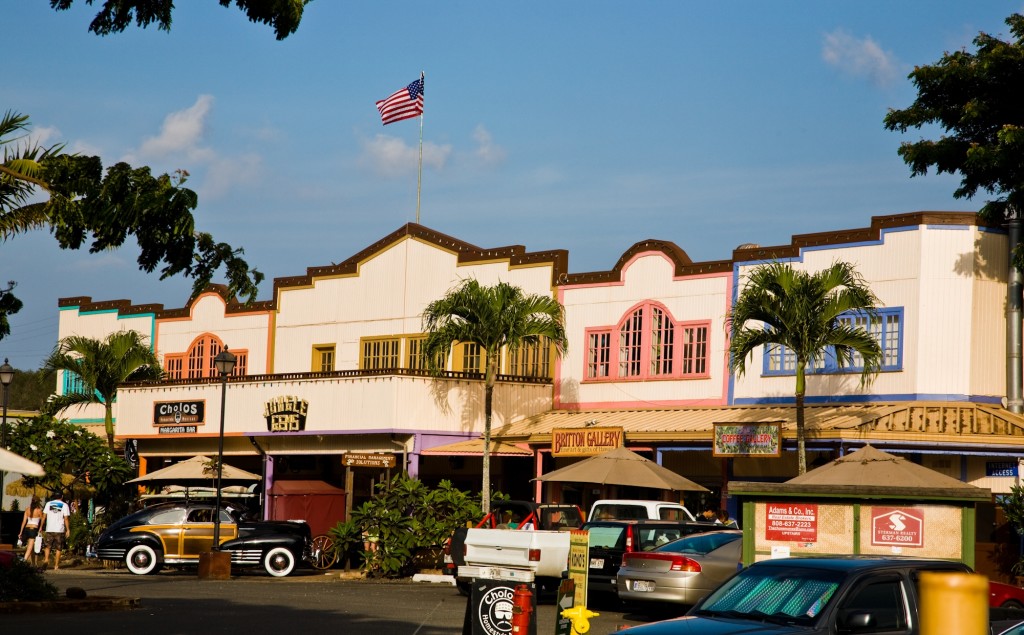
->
376 76 424 125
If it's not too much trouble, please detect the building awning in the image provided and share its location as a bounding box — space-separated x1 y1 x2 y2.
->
421 439 534 456
489 402 1024 448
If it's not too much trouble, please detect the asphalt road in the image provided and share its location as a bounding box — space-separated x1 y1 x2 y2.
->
5 568 680 635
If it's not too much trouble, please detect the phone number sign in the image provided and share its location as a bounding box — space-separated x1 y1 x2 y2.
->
765 503 818 542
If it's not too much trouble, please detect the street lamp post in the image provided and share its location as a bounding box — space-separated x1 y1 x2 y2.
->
211 348 236 550
0 358 15 546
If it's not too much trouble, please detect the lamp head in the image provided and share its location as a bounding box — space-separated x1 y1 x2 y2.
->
214 349 237 377
0 358 14 387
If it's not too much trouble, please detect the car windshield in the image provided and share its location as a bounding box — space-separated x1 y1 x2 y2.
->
584 525 626 549
694 565 843 626
659 531 741 555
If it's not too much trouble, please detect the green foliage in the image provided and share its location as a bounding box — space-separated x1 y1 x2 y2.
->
5 366 57 411
0 558 58 602
884 12 1024 222
339 475 486 578
0 280 22 342
421 280 568 512
43 331 163 449
728 261 882 474
49 0 309 40
0 111 264 331
3 414 133 502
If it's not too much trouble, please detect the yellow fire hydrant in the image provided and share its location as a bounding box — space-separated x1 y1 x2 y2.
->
561 606 600 635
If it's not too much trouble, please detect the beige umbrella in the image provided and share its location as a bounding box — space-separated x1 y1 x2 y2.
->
535 447 708 492
785 444 985 492
5 474 95 499
127 455 261 484
0 447 44 477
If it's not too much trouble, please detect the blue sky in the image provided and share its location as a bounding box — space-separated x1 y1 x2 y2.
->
2 2 1019 370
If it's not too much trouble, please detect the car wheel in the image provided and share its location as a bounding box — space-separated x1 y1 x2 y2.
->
125 544 161 575
263 547 296 577
1002 599 1024 610
456 580 471 597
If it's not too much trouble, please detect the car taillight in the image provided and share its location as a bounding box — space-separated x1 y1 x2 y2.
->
624 552 702 573
443 540 451 555
625 525 635 552
529 548 541 562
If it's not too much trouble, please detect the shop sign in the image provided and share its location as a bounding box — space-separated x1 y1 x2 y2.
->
765 502 817 542
567 530 589 609
987 461 1018 477
158 425 197 434
551 427 624 456
871 507 923 548
264 396 308 432
342 453 397 468
713 423 781 457
154 400 205 426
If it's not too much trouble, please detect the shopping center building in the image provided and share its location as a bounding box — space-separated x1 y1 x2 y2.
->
54 211 1024 579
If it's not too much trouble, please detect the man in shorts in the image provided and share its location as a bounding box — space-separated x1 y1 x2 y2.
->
42 492 71 570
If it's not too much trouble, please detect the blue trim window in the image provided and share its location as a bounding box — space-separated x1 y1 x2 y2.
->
61 370 106 402
762 307 903 376
62 370 86 395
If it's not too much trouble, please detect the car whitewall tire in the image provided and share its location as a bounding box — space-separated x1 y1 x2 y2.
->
125 544 161 575
263 547 295 577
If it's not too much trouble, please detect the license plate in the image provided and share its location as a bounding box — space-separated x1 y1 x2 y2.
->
631 580 655 592
590 558 604 568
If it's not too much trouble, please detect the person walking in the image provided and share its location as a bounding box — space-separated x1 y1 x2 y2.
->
18 497 44 565
41 492 71 570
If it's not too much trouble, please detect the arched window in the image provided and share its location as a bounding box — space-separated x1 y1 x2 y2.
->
164 334 248 379
586 301 710 381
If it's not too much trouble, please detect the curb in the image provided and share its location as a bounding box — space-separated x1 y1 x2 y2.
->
412 573 456 585
0 595 141 614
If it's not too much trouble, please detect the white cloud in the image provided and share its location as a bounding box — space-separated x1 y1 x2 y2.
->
29 125 61 149
822 29 899 87
360 134 452 178
137 94 215 160
119 95 264 200
472 125 506 165
200 153 263 199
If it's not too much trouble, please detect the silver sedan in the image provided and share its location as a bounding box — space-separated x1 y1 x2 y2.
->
616 529 742 606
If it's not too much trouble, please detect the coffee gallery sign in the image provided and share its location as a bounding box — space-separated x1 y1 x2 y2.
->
552 427 624 456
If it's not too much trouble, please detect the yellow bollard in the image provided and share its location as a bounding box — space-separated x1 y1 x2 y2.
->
560 605 600 635
919 571 988 635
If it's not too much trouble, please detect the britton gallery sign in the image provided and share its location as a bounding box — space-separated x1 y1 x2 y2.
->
551 427 625 456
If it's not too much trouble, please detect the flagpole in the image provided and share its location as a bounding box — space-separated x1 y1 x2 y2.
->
416 71 424 225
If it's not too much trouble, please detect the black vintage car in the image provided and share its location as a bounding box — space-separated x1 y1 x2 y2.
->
93 501 312 577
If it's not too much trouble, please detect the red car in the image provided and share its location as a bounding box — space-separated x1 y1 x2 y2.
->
991 580 1024 609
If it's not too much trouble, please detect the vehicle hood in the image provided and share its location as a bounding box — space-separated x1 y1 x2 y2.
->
623 616 810 635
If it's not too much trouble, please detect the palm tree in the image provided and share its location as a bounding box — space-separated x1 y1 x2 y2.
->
728 261 883 474
421 279 568 513
44 330 163 450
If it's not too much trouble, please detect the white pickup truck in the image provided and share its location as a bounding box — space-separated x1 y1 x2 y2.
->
456 527 572 594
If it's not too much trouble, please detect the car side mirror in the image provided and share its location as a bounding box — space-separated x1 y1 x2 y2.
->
838 611 874 631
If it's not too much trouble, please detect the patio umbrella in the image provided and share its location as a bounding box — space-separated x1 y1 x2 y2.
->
127 455 262 484
535 447 708 492
0 447 45 477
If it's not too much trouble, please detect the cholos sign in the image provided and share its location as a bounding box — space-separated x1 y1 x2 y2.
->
871 507 924 548
552 427 624 456
154 400 205 425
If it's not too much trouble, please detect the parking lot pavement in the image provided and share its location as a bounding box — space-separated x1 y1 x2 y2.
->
3 569 667 634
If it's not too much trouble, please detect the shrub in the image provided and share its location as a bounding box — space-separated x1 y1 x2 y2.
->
331 475 495 578
0 559 59 602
